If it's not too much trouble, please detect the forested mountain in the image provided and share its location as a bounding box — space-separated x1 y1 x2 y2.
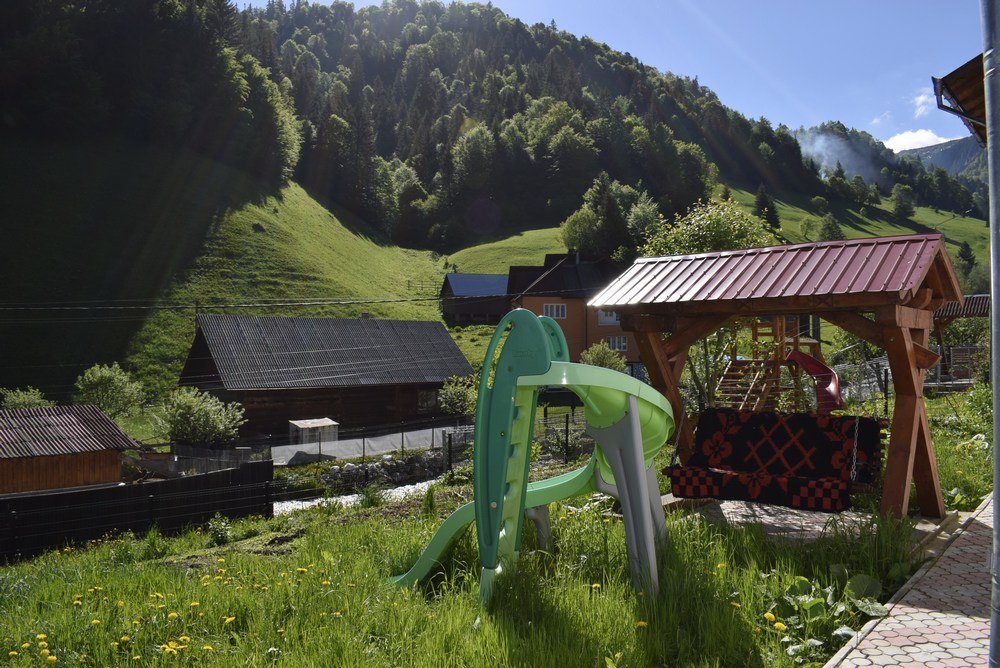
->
2 0 984 254
796 122 985 218
900 136 988 206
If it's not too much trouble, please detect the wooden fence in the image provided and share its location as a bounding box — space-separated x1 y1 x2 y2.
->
0 460 273 561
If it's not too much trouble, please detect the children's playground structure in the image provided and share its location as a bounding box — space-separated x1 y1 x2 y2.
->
392 309 674 603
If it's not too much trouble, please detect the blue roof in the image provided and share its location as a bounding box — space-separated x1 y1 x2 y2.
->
443 273 508 297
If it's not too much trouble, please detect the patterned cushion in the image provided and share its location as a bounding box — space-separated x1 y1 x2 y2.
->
669 408 881 512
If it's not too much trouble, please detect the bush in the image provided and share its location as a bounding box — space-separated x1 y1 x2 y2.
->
75 362 145 418
580 341 627 373
157 387 245 445
0 386 54 409
439 373 478 415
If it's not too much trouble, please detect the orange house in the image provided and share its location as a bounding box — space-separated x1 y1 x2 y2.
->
507 254 643 377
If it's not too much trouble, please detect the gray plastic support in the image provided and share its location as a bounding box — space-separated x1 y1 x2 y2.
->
524 505 552 552
585 394 661 596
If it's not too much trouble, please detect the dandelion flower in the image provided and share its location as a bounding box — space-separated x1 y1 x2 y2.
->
36 634 47 641
774 622 787 632
224 616 236 625
729 602 740 608
111 642 119 649
179 636 191 643
117 601 124 607
132 656 141 661
91 620 100 626
636 621 648 628
72 600 82 607
764 612 776 623
167 612 178 620
217 558 225 563
9 651 18 657
190 602 199 608
332 612 342 618
40 649 51 657
591 583 601 590
21 643 30 649
322 580 331 586
296 568 308 573
120 636 130 643
39 641 48 649
202 645 214 651
277 629 285 635
47 655 57 663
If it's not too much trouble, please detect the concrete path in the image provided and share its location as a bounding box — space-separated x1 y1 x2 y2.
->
825 494 993 667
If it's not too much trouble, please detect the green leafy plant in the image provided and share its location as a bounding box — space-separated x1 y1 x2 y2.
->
156 386 245 445
0 386 55 409
74 362 145 419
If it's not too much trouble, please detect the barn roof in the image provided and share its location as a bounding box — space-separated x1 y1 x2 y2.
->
0 405 137 459
508 253 623 300
441 273 508 297
935 293 990 320
193 314 473 391
590 234 963 316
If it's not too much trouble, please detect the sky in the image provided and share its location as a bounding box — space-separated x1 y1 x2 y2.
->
250 0 985 152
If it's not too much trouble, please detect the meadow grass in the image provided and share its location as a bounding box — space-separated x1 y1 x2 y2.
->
448 228 567 274
0 480 923 667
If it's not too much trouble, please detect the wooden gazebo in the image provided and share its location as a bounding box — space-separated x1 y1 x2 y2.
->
590 234 964 518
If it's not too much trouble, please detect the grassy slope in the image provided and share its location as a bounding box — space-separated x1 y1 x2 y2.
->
128 184 446 394
728 186 989 260
448 227 566 274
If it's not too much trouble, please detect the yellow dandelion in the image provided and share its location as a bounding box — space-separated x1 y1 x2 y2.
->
277 628 285 635
202 645 214 651
764 612 776 623
179 636 190 643
591 583 601 590
39 641 48 649
190 601 199 608
716 563 725 569
9 651 18 657
47 655 57 664
167 612 178 620
150 592 164 600
168 641 179 649
111 642 119 649
774 622 787 632
21 643 30 649
217 557 225 563
223 616 236 625
332 611 342 618
636 621 648 628
72 600 82 607
296 567 308 573
94 586 103 591
117 601 124 607
91 619 100 626
120 636 130 643
729 602 741 608
37 634 47 640
132 656 141 661
40 648 51 657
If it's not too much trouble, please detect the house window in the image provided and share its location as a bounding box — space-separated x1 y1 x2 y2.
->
417 389 438 414
605 335 628 352
542 303 567 319
597 310 620 326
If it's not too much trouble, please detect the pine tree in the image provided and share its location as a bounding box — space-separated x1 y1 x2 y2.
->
754 184 780 230
957 241 977 276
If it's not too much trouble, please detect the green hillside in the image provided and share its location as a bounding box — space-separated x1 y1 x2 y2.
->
448 228 567 274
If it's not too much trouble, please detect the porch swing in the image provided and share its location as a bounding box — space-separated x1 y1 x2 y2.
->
667 348 885 513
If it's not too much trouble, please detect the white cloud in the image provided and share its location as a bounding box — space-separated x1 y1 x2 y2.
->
912 88 934 119
883 129 960 152
870 111 891 126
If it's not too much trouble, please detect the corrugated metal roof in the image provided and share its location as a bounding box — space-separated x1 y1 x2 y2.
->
442 273 508 297
508 254 624 299
936 55 986 144
0 405 137 459
195 315 473 391
590 234 960 312
935 294 990 320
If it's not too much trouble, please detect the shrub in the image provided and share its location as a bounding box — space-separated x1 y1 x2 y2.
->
0 386 54 409
158 387 245 445
74 362 145 418
439 373 478 415
580 341 627 373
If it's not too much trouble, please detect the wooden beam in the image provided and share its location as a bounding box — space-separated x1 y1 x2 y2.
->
881 326 920 396
880 394 919 519
912 402 945 517
817 311 883 347
662 315 732 356
912 342 941 370
636 331 694 460
874 305 934 331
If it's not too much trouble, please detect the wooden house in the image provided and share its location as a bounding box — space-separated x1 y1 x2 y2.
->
508 253 643 375
0 405 136 495
439 273 509 326
179 315 474 435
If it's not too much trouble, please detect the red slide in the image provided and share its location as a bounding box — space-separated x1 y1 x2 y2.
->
785 350 844 414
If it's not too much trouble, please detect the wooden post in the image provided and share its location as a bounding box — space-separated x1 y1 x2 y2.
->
877 316 944 519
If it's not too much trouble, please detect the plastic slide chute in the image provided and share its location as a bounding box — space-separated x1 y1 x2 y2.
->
784 349 844 414
391 309 674 604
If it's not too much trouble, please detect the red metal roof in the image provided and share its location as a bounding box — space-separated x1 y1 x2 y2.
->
0 405 137 459
590 234 961 312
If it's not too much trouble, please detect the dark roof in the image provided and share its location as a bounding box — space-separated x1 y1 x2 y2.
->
508 253 623 299
590 234 963 314
441 273 508 297
0 405 137 459
194 315 473 390
935 294 990 320
934 55 986 144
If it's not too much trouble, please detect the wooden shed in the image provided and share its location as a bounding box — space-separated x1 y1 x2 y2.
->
179 314 474 435
0 405 136 495
439 273 509 326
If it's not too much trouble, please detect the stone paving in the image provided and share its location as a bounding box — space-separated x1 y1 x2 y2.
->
825 494 993 667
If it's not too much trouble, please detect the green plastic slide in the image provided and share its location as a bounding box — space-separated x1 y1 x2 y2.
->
391 309 673 603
